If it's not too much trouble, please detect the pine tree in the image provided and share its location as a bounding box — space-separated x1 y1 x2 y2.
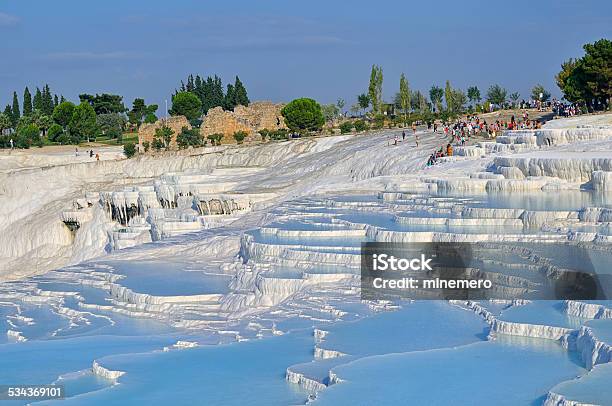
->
233 76 249 107
11 91 20 127
23 87 33 116
54 94 59 107
33 87 43 111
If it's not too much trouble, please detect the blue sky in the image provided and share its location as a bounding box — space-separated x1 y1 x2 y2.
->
1 0 611 111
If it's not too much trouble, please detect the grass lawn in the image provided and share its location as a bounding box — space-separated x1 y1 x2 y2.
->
94 132 138 145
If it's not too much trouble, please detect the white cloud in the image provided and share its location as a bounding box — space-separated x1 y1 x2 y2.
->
0 12 19 26
44 51 141 61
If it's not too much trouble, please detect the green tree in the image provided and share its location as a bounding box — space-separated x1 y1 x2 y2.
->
128 98 158 126
35 114 53 136
556 58 582 103
144 112 157 123
123 142 136 158
368 65 383 113
509 92 521 108
42 84 54 115
33 88 43 111
97 113 126 138
486 84 507 107
16 123 40 148
224 84 236 110
47 123 63 141
450 89 467 113
467 86 481 105
52 101 76 129
429 85 444 113
154 125 174 149
233 76 249 107
11 91 20 127
79 93 126 114
357 93 370 114
0 112 11 134
531 84 550 102
281 98 325 134
321 104 340 122
573 39 612 108
399 73 410 121
176 126 204 148
444 80 454 112
68 102 98 142
23 87 33 116
336 98 345 114
169 92 202 120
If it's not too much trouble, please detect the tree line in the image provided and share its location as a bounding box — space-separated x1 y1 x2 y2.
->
170 74 250 121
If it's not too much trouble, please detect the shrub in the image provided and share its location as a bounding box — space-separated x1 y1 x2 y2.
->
270 129 288 140
354 120 367 132
176 126 203 149
372 114 385 129
123 142 136 158
207 133 223 146
142 141 150 152
339 121 353 134
233 130 248 144
259 128 271 141
152 138 165 151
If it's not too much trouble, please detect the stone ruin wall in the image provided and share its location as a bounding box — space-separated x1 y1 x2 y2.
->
200 101 287 144
138 116 192 147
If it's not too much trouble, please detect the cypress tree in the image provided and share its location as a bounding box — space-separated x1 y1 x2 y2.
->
233 76 249 107
42 84 54 115
212 75 224 109
23 87 33 116
11 91 20 127
224 84 236 110
33 87 43 111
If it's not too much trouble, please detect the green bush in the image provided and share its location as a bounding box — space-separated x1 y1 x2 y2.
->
123 142 136 158
281 98 325 135
233 130 248 144
142 141 150 152
152 138 165 151
372 114 385 129
270 129 288 140
207 133 223 146
339 121 353 134
176 126 203 149
354 120 367 132
259 128 271 140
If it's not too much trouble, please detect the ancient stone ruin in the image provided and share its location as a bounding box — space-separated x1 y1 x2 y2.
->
200 101 287 144
138 116 192 147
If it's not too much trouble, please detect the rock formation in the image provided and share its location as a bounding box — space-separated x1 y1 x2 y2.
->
200 101 287 144
138 116 192 147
